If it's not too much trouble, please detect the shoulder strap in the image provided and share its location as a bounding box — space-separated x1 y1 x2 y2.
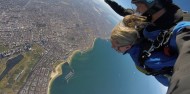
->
135 65 173 76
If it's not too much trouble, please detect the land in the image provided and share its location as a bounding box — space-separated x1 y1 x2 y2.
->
0 0 115 94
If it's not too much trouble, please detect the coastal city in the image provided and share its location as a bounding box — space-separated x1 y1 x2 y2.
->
0 0 115 94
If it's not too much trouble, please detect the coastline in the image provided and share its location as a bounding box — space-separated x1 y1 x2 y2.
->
47 38 97 94
47 61 65 94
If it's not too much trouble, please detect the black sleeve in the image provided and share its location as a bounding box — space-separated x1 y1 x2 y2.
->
167 26 190 94
104 0 134 17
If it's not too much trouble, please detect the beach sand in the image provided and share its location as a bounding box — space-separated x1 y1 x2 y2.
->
47 50 80 94
47 38 96 94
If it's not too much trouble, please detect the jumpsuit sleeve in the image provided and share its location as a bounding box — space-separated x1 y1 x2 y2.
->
154 75 170 86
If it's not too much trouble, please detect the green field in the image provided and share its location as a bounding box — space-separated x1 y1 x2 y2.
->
0 44 44 94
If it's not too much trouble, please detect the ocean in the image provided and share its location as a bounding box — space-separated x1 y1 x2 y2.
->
50 38 167 94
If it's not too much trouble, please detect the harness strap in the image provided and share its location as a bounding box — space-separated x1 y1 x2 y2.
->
138 29 174 76
139 30 173 67
142 5 163 21
145 67 173 76
136 65 173 76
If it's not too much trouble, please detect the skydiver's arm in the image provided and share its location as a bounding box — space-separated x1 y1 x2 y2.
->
167 26 190 94
104 0 134 17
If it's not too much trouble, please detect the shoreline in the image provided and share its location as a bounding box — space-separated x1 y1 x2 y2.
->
47 38 97 94
47 61 65 94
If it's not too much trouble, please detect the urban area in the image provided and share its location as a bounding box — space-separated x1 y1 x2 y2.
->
0 0 115 94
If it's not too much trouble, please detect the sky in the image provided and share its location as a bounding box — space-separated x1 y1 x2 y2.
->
97 0 190 94
173 0 190 12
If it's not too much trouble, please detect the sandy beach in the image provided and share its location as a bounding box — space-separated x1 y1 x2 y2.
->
47 50 81 94
48 61 64 94
47 38 96 94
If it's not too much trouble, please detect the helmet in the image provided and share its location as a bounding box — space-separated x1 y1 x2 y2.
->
132 0 173 21
131 0 157 8
131 0 173 8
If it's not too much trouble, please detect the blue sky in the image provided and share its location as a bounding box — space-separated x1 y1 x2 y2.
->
173 0 190 12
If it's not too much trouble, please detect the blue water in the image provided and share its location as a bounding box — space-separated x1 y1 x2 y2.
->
50 38 167 94
0 54 24 81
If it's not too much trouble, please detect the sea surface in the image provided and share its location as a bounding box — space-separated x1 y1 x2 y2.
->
50 38 167 94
